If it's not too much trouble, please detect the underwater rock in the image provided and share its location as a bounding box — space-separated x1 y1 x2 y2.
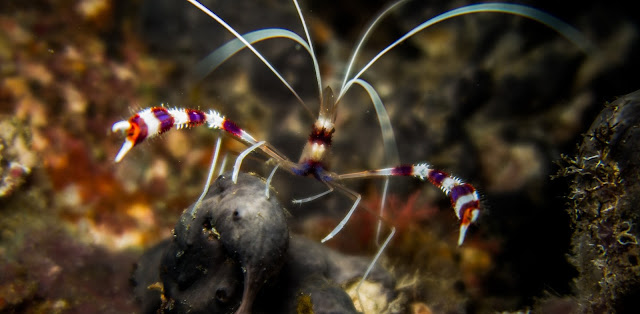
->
556 89 640 312
132 172 394 313
188 171 290 314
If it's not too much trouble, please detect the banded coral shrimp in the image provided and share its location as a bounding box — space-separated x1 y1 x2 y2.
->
114 0 598 311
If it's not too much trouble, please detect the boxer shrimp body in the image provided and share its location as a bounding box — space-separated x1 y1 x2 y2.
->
113 0 593 311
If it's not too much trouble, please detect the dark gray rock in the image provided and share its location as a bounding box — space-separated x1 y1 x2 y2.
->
132 172 394 313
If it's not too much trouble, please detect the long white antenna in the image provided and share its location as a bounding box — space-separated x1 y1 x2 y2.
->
339 2 595 102
292 0 323 108
187 0 307 109
340 0 408 93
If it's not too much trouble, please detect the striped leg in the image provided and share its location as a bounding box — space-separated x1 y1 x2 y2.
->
111 107 258 162
112 106 298 168
338 163 481 245
112 106 306 186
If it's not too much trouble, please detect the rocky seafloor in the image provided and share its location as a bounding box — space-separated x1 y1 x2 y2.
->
1 0 639 313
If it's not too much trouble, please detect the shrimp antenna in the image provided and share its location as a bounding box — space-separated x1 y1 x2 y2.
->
340 0 409 94
292 0 323 108
352 78 400 244
193 28 318 118
186 0 311 115
338 2 596 101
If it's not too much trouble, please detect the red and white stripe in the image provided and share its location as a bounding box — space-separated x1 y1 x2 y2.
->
112 107 256 162
407 163 480 245
339 162 480 245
